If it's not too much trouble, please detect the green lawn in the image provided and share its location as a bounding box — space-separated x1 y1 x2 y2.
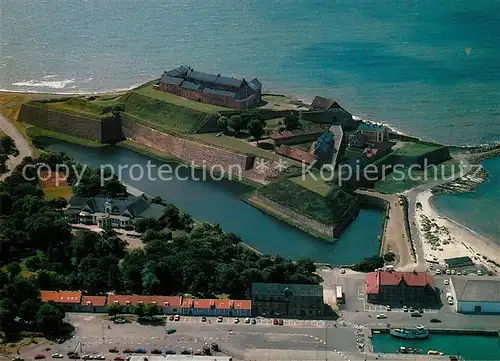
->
133 84 227 113
373 159 463 193
42 185 73 201
393 142 441 157
27 126 106 148
289 169 332 196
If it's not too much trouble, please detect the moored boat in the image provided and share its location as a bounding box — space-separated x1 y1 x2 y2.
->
428 350 444 355
390 325 429 339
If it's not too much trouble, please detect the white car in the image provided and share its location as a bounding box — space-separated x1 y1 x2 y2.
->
446 269 451 275
444 279 449 285
477 270 483 275
435 269 441 275
340 268 346 274
234 317 240 323
51 355 63 359
451 270 456 275
456 270 462 275
94 356 105 360
82 356 93 360
244 317 250 324
174 314 180 321
386 305 391 311
447 298 454 305
376 314 387 319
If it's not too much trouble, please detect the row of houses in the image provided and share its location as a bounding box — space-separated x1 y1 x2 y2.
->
40 283 326 318
40 291 252 317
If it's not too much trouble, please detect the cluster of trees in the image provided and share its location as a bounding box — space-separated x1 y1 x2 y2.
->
216 111 302 142
0 134 18 174
0 153 318 339
351 255 385 272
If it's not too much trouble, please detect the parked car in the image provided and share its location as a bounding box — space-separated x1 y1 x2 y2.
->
12 357 23 361
168 315 174 321
278 319 284 326
151 349 162 355
456 270 462 275
409 307 414 312
244 317 250 324
166 328 176 334
81 355 93 360
411 312 422 317
376 314 387 319
135 349 147 354
340 269 346 274
35 355 46 360
251 318 256 324
217 316 223 323
273 319 279 325
193 350 202 355
203 346 211 355
386 305 391 311
444 279 449 285
448 298 454 305
435 269 441 275
114 318 127 324
174 314 180 321
51 354 63 359
94 356 105 360
430 318 442 323
123 349 134 354
402 306 408 312
477 270 483 276
109 348 119 353
113 357 125 361
181 350 191 355
69 355 80 360
451 269 456 275
234 317 239 324
201 316 207 322
165 349 176 355
446 269 451 275
210 343 219 351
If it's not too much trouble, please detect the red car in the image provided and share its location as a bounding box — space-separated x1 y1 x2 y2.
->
278 319 284 326
34 355 46 360
273 319 279 325
114 357 125 361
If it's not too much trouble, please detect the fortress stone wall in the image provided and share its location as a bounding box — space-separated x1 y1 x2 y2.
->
120 113 255 174
18 103 122 143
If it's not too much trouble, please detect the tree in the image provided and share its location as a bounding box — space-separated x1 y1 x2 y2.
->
247 119 265 142
36 301 65 333
6 262 21 280
228 115 246 134
283 113 300 130
351 256 384 272
133 302 146 319
107 302 122 317
217 116 229 131
145 303 159 318
383 252 396 262
135 218 160 233
19 299 40 322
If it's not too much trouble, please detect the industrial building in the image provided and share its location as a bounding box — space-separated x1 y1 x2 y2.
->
450 276 500 314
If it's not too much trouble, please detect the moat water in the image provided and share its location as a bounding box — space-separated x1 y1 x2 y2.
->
43 139 383 264
372 331 500 360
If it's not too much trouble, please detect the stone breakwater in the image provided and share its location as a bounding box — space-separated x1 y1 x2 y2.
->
432 165 488 195
120 113 256 175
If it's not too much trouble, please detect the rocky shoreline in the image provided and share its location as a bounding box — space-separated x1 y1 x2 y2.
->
431 165 488 195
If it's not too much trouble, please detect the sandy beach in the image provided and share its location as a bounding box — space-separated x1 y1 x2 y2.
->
414 189 500 273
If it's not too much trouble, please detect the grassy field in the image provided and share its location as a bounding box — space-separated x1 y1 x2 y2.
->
288 168 332 196
121 92 207 133
0 93 38 121
258 179 356 225
373 159 463 193
393 141 441 157
42 185 73 201
133 84 227 113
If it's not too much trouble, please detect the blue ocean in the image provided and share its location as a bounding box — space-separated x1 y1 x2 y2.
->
1 0 499 240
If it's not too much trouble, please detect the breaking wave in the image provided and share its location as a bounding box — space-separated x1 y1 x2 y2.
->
12 78 75 89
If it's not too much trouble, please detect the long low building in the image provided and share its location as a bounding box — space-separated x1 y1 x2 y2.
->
450 276 500 314
128 356 231 361
40 290 251 317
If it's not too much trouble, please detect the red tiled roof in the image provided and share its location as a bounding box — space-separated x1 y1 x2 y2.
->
40 290 82 304
277 145 316 164
366 271 435 295
363 148 379 158
181 298 194 308
81 295 107 307
215 299 231 309
193 299 215 309
107 294 182 308
232 300 252 310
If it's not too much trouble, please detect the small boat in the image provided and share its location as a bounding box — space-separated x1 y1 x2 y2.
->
390 325 429 339
428 350 444 355
399 346 423 354
373 330 381 334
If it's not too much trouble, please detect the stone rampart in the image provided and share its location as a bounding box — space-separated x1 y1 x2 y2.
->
120 113 255 174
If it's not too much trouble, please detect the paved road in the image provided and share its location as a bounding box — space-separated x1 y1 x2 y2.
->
355 189 414 269
0 113 32 180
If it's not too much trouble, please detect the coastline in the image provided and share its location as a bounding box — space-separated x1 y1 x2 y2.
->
414 189 500 272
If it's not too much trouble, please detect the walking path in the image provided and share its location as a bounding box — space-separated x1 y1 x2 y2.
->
0 114 32 180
